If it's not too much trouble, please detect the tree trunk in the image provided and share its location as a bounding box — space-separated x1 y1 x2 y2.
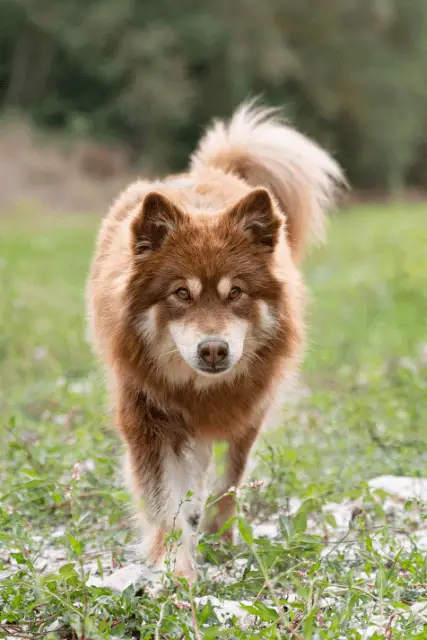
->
25 30 55 107
4 29 33 107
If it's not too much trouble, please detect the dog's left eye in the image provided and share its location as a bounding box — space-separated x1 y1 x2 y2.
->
228 286 242 301
175 287 191 301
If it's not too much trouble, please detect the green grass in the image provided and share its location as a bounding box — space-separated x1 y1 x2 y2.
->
1 205 427 639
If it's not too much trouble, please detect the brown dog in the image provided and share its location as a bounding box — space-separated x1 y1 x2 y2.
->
87 103 344 581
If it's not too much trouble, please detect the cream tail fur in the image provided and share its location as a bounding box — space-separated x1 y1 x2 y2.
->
191 101 346 261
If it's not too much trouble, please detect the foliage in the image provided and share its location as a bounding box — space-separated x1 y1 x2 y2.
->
2 1 427 186
1 206 427 637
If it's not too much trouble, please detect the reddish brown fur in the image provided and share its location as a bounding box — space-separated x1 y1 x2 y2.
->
87 103 344 581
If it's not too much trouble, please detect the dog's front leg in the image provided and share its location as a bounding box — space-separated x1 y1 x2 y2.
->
202 423 260 542
123 438 199 581
118 401 209 582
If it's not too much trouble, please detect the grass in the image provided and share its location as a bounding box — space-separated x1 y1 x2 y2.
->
1 205 427 639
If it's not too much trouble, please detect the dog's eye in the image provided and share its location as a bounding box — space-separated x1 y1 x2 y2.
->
175 287 191 301
228 286 242 301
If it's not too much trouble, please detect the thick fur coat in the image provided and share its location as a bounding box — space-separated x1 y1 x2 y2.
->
87 103 345 581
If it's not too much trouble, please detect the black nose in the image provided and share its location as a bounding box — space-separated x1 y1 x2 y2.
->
198 340 229 366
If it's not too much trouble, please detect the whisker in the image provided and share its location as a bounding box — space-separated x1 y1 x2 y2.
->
160 348 180 358
244 349 263 364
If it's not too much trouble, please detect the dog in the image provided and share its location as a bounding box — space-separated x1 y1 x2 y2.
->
86 102 345 581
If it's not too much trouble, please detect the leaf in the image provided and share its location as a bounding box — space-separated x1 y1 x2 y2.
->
59 563 77 577
197 539 222 565
202 628 222 640
241 602 279 622
11 552 26 565
108 510 122 525
325 512 338 528
198 599 216 624
302 610 316 639
238 517 254 544
23 479 44 489
376 564 388 599
68 536 83 555
96 557 104 578
293 511 307 535
217 516 236 536
22 469 37 478
298 498 319 514
393 601 411 610
279 515 293 540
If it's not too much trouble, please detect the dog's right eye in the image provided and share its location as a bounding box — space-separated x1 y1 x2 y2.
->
228 286 242 301
175 287 191 301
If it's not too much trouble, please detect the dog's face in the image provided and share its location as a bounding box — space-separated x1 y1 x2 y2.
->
126 189 287 384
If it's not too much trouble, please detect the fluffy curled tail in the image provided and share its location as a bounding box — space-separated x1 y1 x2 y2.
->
191 102 346 261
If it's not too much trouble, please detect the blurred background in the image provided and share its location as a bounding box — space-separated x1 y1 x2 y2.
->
2 0 427 213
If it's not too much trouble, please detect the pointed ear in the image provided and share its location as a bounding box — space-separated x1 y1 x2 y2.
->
228 188 281 249
131 192 184 254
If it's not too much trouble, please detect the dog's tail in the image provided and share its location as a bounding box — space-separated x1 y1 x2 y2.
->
191 101 346 261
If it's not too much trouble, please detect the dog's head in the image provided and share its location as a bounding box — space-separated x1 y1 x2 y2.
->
125 188 300 386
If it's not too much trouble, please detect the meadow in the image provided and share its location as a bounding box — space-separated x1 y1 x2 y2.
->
1 205 427 639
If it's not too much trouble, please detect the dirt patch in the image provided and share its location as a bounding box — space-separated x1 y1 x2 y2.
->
0 120 143 214
349 186 427 205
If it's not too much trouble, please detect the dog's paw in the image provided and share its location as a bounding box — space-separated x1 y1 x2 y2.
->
172 546 197 585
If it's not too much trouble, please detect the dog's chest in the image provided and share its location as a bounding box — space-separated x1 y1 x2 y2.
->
161 385 267 441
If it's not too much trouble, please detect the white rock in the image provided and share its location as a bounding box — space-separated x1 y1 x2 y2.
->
323 501 356 530
87 563 161 592
413 529 427 551
51 526 66 539
234 558 247 568
363 624 384 639
289 497 303 513
369 476 427 501
195 596 253 625
411 601 427 618
253 522 279 539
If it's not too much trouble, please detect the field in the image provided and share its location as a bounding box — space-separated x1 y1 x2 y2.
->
1 205 427 639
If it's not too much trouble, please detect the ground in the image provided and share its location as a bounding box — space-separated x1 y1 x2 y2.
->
1 205 427 639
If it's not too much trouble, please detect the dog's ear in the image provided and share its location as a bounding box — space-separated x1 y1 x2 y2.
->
131 192 184 255
227 188 281 250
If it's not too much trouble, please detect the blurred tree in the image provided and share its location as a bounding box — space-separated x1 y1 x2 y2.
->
1 0 427 189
